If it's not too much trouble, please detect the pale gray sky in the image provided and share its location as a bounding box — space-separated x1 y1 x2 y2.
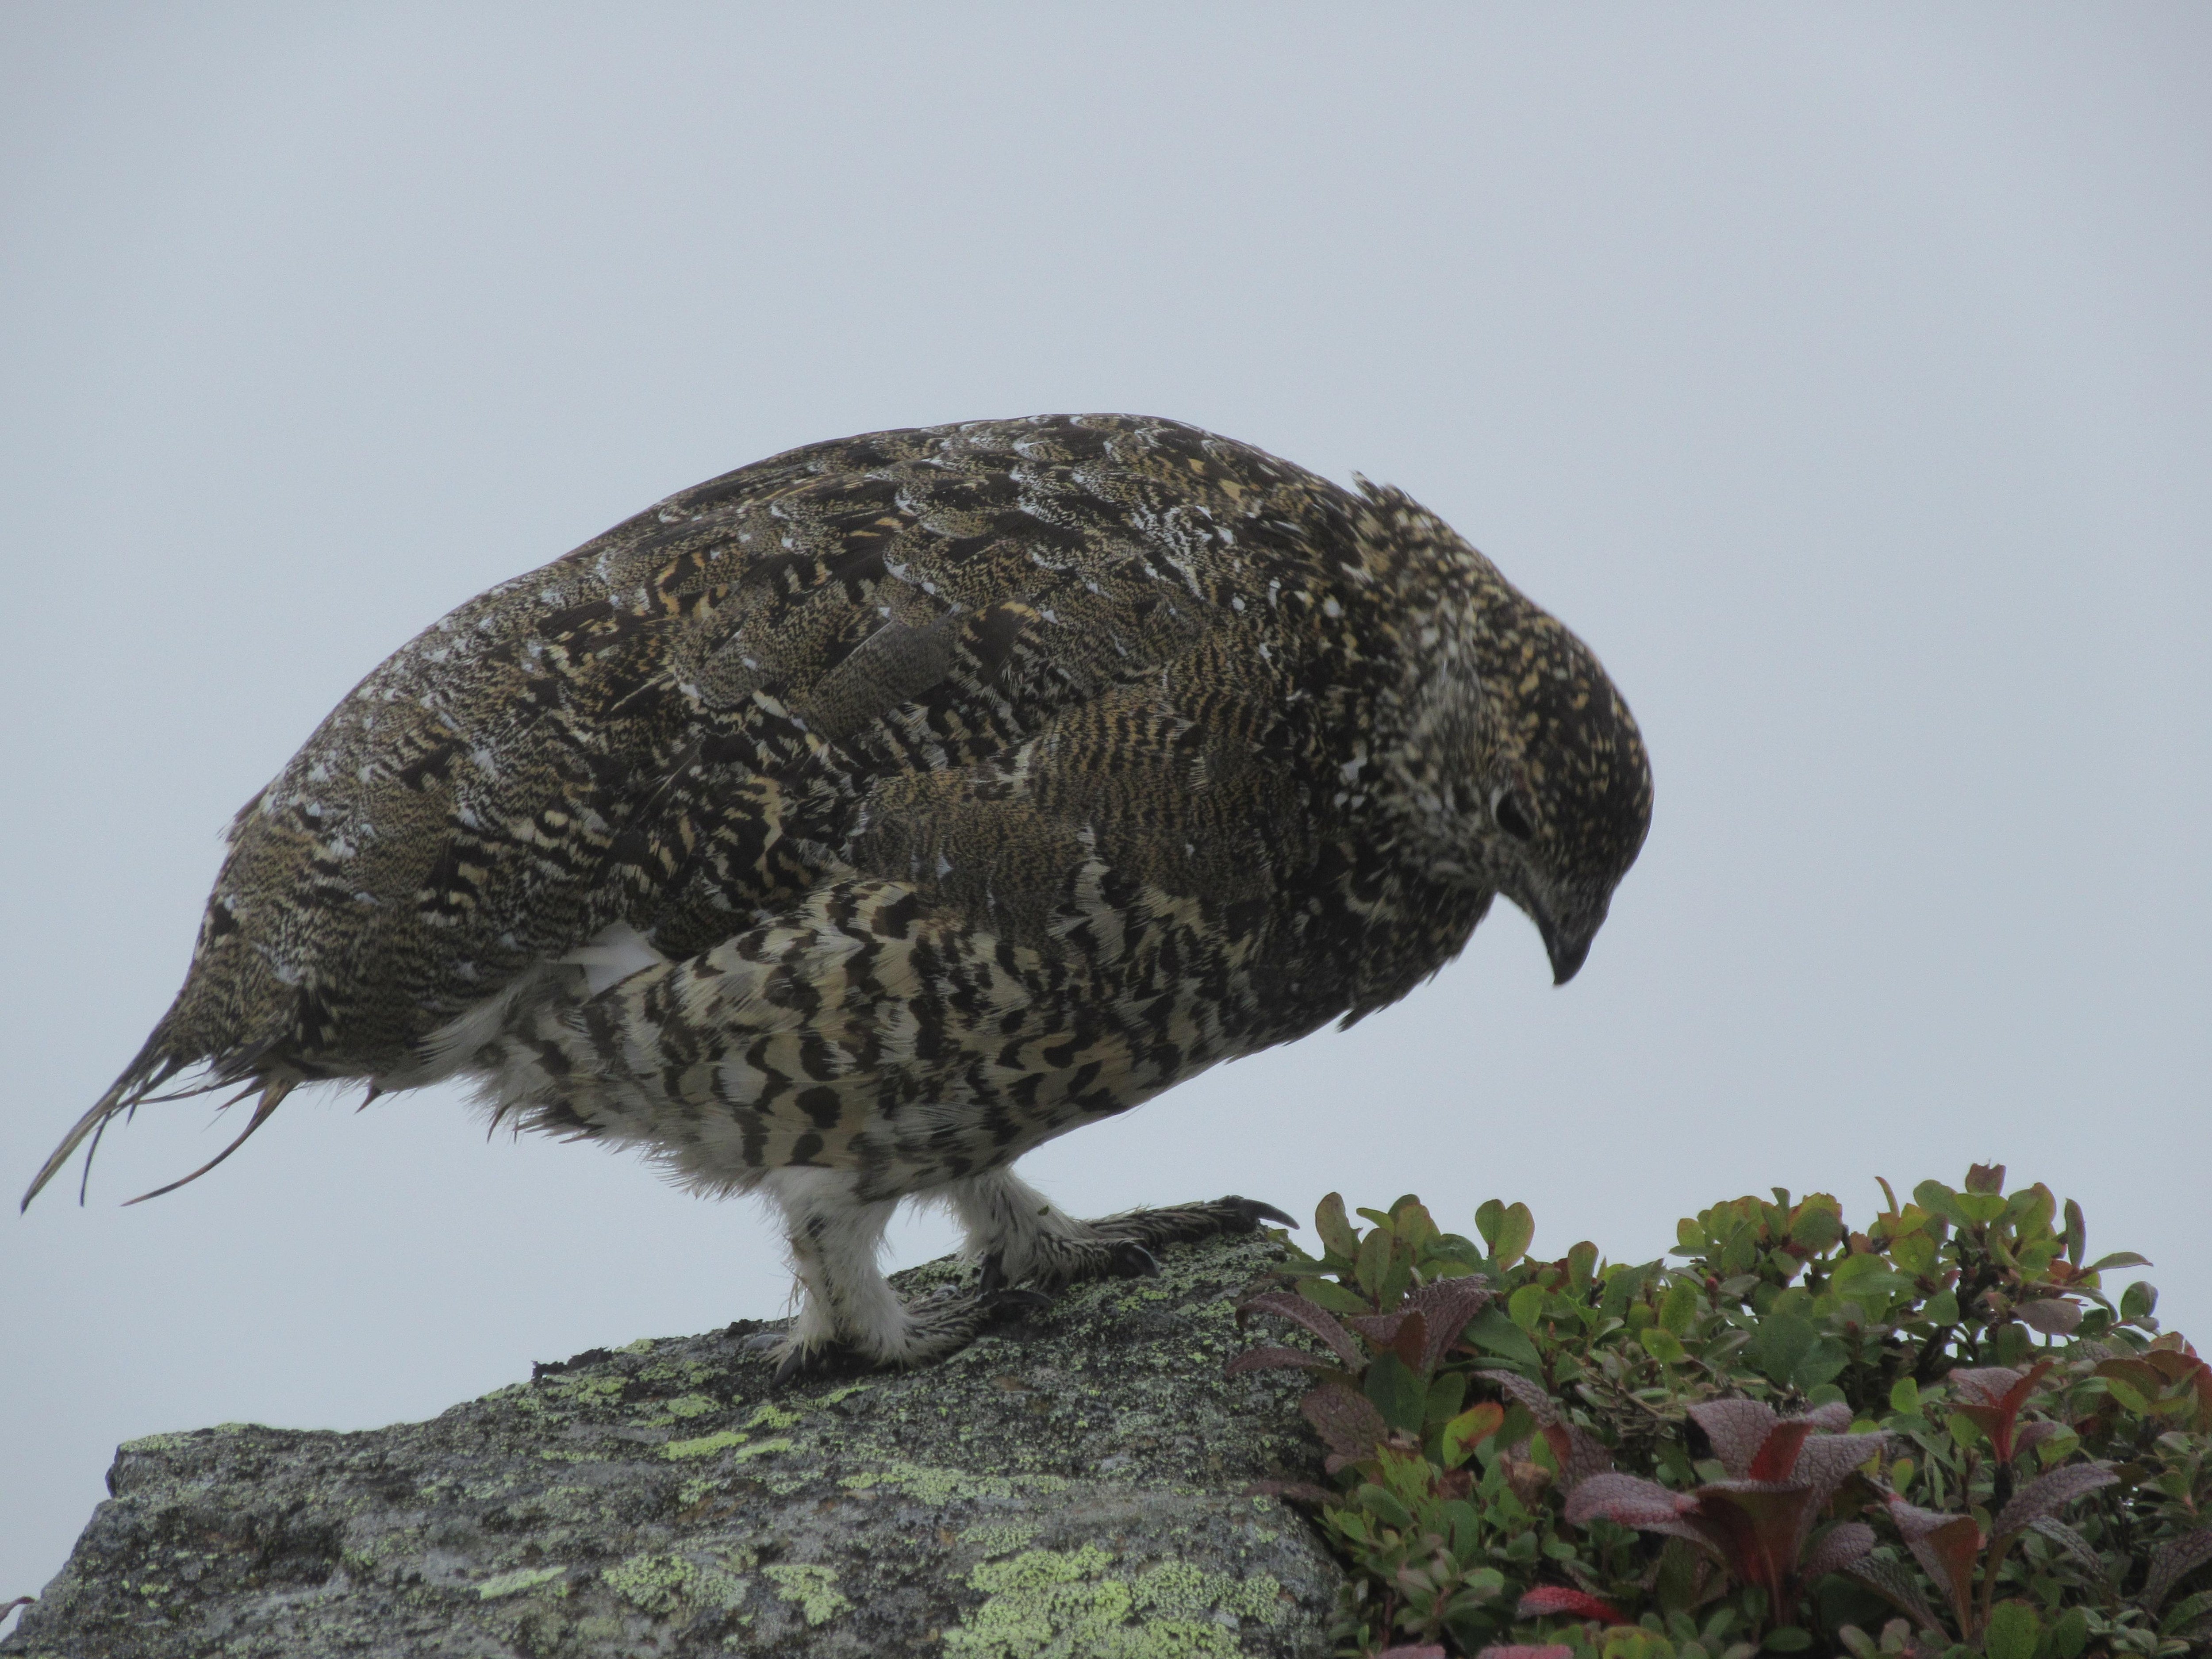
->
4 5 2206 1618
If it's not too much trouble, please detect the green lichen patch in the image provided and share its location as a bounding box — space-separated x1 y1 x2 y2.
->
663 1429 751 1460
957 1522 1042 1558
477 1565 568 1600
600 1551 748 1614
760 1563 849 1626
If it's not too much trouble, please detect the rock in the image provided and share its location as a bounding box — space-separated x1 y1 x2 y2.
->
7 1232 1342 1657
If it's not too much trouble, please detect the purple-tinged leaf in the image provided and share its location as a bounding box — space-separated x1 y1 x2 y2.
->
2017 1298 2082 1336
1225 1346 1345 1378
1800 1400 1854 1432
1991 1461 2118 1541
1374 1647 1446 1659
2026 1517 2105 1578
1803 1521 1877 1578
1476 1368 1560 1425
1688 1398 1780 1479
1299 1381 1389 1463
1403 1275 1496 1371
1843 1552 1943 1634
2140 1527 2212 1614
1946 1361 2053 1462
1517 1586 1626 1624
1564 1471 1697 1531
1748 1421 1813 1482
1886 1498 1982 1632
1790 1429 1889 1510
2013 1421 2064 1458
1541 1422 1614 1490
1692 1481 1816 1593
1475 1649 1570 1659
1238 1290 1364 1368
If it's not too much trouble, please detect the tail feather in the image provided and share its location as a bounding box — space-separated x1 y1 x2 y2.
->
20 1027 290 1212
19 1047 179 1212
118 1078 296 1206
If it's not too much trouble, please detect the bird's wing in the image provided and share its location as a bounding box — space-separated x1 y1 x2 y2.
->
112 415 1363 1098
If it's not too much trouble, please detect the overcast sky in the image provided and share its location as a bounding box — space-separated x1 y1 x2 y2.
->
3 5 2206 1619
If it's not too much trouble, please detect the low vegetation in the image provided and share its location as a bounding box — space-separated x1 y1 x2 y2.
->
1233 1167 2211 1659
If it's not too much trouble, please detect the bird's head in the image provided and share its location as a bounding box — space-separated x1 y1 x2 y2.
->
1375 528 1652 984
1466 607 1652 983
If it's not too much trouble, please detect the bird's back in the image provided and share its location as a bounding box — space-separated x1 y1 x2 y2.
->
107 414 1436 1107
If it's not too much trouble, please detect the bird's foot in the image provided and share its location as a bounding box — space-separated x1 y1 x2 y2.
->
1080 1193 1297 1257
993 1194 1295 1294
753 1281 1055 1385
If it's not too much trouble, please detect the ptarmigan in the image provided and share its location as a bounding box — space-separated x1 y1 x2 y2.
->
24 414 1652 1375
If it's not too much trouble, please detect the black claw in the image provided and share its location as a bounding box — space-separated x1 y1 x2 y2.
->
978 1252 1007 1297
987 1287 1054 1321
1218 1195 1299 1233
771 1344 814 1387
1108 1241 1162 1279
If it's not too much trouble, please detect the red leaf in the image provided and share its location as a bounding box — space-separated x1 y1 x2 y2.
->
1517 1586 1626 1624
1224 1346 1343 1378
1886 1497 1982 1632
1239 1290 1366 1368
1299 1381 1388 1462
1687 1398 1779 1479
1747 1420 1812 1482
1802 1520 1877 1578
1402 1275 1497 1371
1991 1461 2118 1541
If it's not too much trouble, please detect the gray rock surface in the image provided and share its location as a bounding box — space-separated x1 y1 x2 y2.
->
8 1232 1342 1657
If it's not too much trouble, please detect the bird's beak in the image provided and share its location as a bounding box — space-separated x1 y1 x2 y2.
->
1531 900 1605 986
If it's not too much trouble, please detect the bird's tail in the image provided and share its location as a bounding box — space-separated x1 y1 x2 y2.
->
19 1026 295 1212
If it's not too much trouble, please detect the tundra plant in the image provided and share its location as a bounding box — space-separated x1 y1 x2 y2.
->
1233 1168 2212 1658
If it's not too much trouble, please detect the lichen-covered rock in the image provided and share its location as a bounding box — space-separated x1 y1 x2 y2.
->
8 1233 1340 1657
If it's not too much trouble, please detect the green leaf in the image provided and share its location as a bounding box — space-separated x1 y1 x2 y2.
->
1790 1205 1841 1252
1363 1352 1427 1434
1440 1400 1506 1468
1954 1192 2008 1225
1313 1192 1361 1263
1924 1289 1961 1325
2042 1605 2089 1659
1889 1377 1921 1415
1463 1307 1543 1371
1982 1599 2040 1659
1492 1202 1535 1270
1763 1628 1812 1652
2122 1280 2158 1321
1567 1239 1599 1293
1475 1198 1505 1252
1354 1480 1413 1531
1675 1217 1707 1255
2063 1198 2086 1267
1660 1279 1699 1336
1914 1181 1970 1227
1295 1277 1374 1316
1354 1227 1392 1300
1508 1284 1547 1334
2083 1251 2151 1273
1640 1327 1686 1365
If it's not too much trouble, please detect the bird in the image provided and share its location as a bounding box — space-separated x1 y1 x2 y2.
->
23 413 1652 1376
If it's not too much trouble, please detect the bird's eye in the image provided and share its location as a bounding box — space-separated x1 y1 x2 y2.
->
1494 793 1534 841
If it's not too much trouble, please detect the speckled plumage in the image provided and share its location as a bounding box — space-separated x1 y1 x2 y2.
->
27 414 1652 1366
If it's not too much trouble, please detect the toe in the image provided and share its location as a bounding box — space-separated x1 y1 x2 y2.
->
1107 1241 1162 1279
978 1252 1007 1296
1218 1195 1299 1232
